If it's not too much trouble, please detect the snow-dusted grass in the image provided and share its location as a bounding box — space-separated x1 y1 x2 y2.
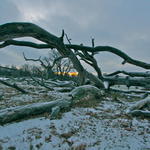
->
0 78 150 150
0 78 68 109
0 106 150 150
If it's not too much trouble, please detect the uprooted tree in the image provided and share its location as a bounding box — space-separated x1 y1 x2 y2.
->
0 22 150 124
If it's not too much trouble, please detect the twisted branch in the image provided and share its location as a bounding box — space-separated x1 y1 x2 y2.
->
105 71 150 77
0 40 150 70
0 22 104 88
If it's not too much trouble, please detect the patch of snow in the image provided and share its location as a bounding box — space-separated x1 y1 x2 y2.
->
10 94 34 102
0 77 9 80
104 81 109 89
0 78 150 150
0 106 150 150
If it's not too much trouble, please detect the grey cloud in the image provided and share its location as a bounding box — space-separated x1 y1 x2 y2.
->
0 0 21 24
0 0 149 73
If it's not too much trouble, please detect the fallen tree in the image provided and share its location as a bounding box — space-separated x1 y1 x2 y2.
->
127 96 150 117
1 22 150 89
0 98 71 125
0 23 150 88
103 76 150 89
0 22 150 121
0 22 104 88
1 39 150 69
106 71 150 77
0 85 103 124
0 79 28 94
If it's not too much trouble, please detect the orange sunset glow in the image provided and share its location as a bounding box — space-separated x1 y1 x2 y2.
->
54 72 78 77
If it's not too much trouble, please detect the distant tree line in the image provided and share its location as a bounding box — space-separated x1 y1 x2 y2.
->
0 64 78 81
0 64 40 78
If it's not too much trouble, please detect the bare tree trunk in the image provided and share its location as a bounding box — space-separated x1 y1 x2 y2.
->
103 76 150 88
127 96 150 117
0 85 103 124
0 99 71 125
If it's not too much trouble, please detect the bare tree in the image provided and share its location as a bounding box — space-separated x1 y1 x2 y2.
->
23 49 74 79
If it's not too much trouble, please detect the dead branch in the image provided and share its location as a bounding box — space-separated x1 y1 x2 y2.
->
1 39 150 69
106 71 150 77
0 85 103 124
30 76 54 90
110 88 150 94
0 22 104 88
21 44 74 80
103 76 150 88
127 97 150 117
46 80 75 87
77 50 103 79
128 97 150 112
23 52 47 69
0 65 18 71
65 33 72 44
0 40 52 49
0 99 71 125
128 110 150 117
67 45 150 69
0 79 28 94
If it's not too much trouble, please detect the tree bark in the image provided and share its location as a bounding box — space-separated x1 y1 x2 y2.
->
1 40 150 70
0 99 71 125
0 79 28 94
127 97 150 112
128 110 150 117
76 50 103 79
68 45 150 69
0 85 103 124
106 71 150 77
127 97 150 117
0 22 104 88
103 76 150 88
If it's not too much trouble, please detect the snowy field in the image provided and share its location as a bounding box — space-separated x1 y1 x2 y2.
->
0 78 150 150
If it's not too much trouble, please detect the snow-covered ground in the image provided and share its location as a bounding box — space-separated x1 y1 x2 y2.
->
0 106 150 150
0 78 150 150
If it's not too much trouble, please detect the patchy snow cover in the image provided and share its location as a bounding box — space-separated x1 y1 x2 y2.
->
0 104 150 150
0 78 150 150
0 77 9 80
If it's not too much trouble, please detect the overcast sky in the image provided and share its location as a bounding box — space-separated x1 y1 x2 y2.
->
0 0 150 73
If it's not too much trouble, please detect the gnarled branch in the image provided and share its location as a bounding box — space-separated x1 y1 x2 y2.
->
68 45 150 69
0 79 28 94
1 40 150 70
0 22 104 88
103 76 150 88
106 71 150 77
77 50 103 79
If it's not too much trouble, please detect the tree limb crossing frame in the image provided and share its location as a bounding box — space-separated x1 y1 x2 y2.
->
0 22 150 88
